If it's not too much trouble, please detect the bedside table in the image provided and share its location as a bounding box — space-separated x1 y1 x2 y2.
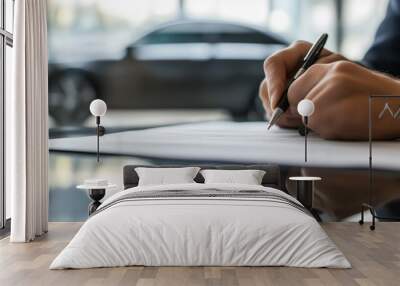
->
289 176 321 220
77 184 116 215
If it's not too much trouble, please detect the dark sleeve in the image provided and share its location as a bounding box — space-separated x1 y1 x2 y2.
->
363 0 400 77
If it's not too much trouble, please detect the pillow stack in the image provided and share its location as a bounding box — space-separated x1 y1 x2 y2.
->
200 169 265 185
135 167 200 186
135 167 266 186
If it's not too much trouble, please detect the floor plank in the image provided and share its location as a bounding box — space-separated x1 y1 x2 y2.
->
0 222 399 286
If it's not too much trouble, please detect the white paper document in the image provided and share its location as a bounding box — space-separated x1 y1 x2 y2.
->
49 121 400 170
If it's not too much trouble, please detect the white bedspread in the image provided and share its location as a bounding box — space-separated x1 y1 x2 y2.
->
50 183 350 269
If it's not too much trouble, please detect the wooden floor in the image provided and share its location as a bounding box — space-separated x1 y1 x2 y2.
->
0 222 399 286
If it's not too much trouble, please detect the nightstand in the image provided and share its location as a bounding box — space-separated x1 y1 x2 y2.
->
77 183 116 215
289 176 321 220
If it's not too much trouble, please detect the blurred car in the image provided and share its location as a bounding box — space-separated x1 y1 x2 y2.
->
49 20 287 125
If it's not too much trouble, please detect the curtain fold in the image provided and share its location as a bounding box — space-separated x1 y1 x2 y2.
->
7 0 49 242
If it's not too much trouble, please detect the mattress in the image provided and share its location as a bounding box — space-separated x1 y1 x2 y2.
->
50 183 350 269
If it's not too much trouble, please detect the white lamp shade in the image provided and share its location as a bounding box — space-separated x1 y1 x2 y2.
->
90 99 107 117
297 99 315 117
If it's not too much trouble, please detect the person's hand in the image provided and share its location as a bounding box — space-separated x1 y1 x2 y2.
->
260 41 400 140
290 61 400 139
260 41 346 129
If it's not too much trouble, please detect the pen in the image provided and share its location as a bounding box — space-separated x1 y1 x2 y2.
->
267 33 328 130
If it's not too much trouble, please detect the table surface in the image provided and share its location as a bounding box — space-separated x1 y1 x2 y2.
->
50 121 400 170
77 184 117 190
289 176 322 181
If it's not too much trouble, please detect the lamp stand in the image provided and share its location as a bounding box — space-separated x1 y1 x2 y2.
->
96 116 100 162
304 116 308 162
94 117 106 162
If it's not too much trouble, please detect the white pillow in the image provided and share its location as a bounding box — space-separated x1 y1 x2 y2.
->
135 167 200 186
200 169 266 185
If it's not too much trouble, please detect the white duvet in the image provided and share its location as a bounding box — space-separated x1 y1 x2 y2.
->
50 183 350 269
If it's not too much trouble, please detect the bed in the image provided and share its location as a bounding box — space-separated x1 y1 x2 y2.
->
50 165 350 269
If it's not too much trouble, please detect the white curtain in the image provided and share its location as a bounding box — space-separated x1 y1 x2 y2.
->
7 0 49 242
